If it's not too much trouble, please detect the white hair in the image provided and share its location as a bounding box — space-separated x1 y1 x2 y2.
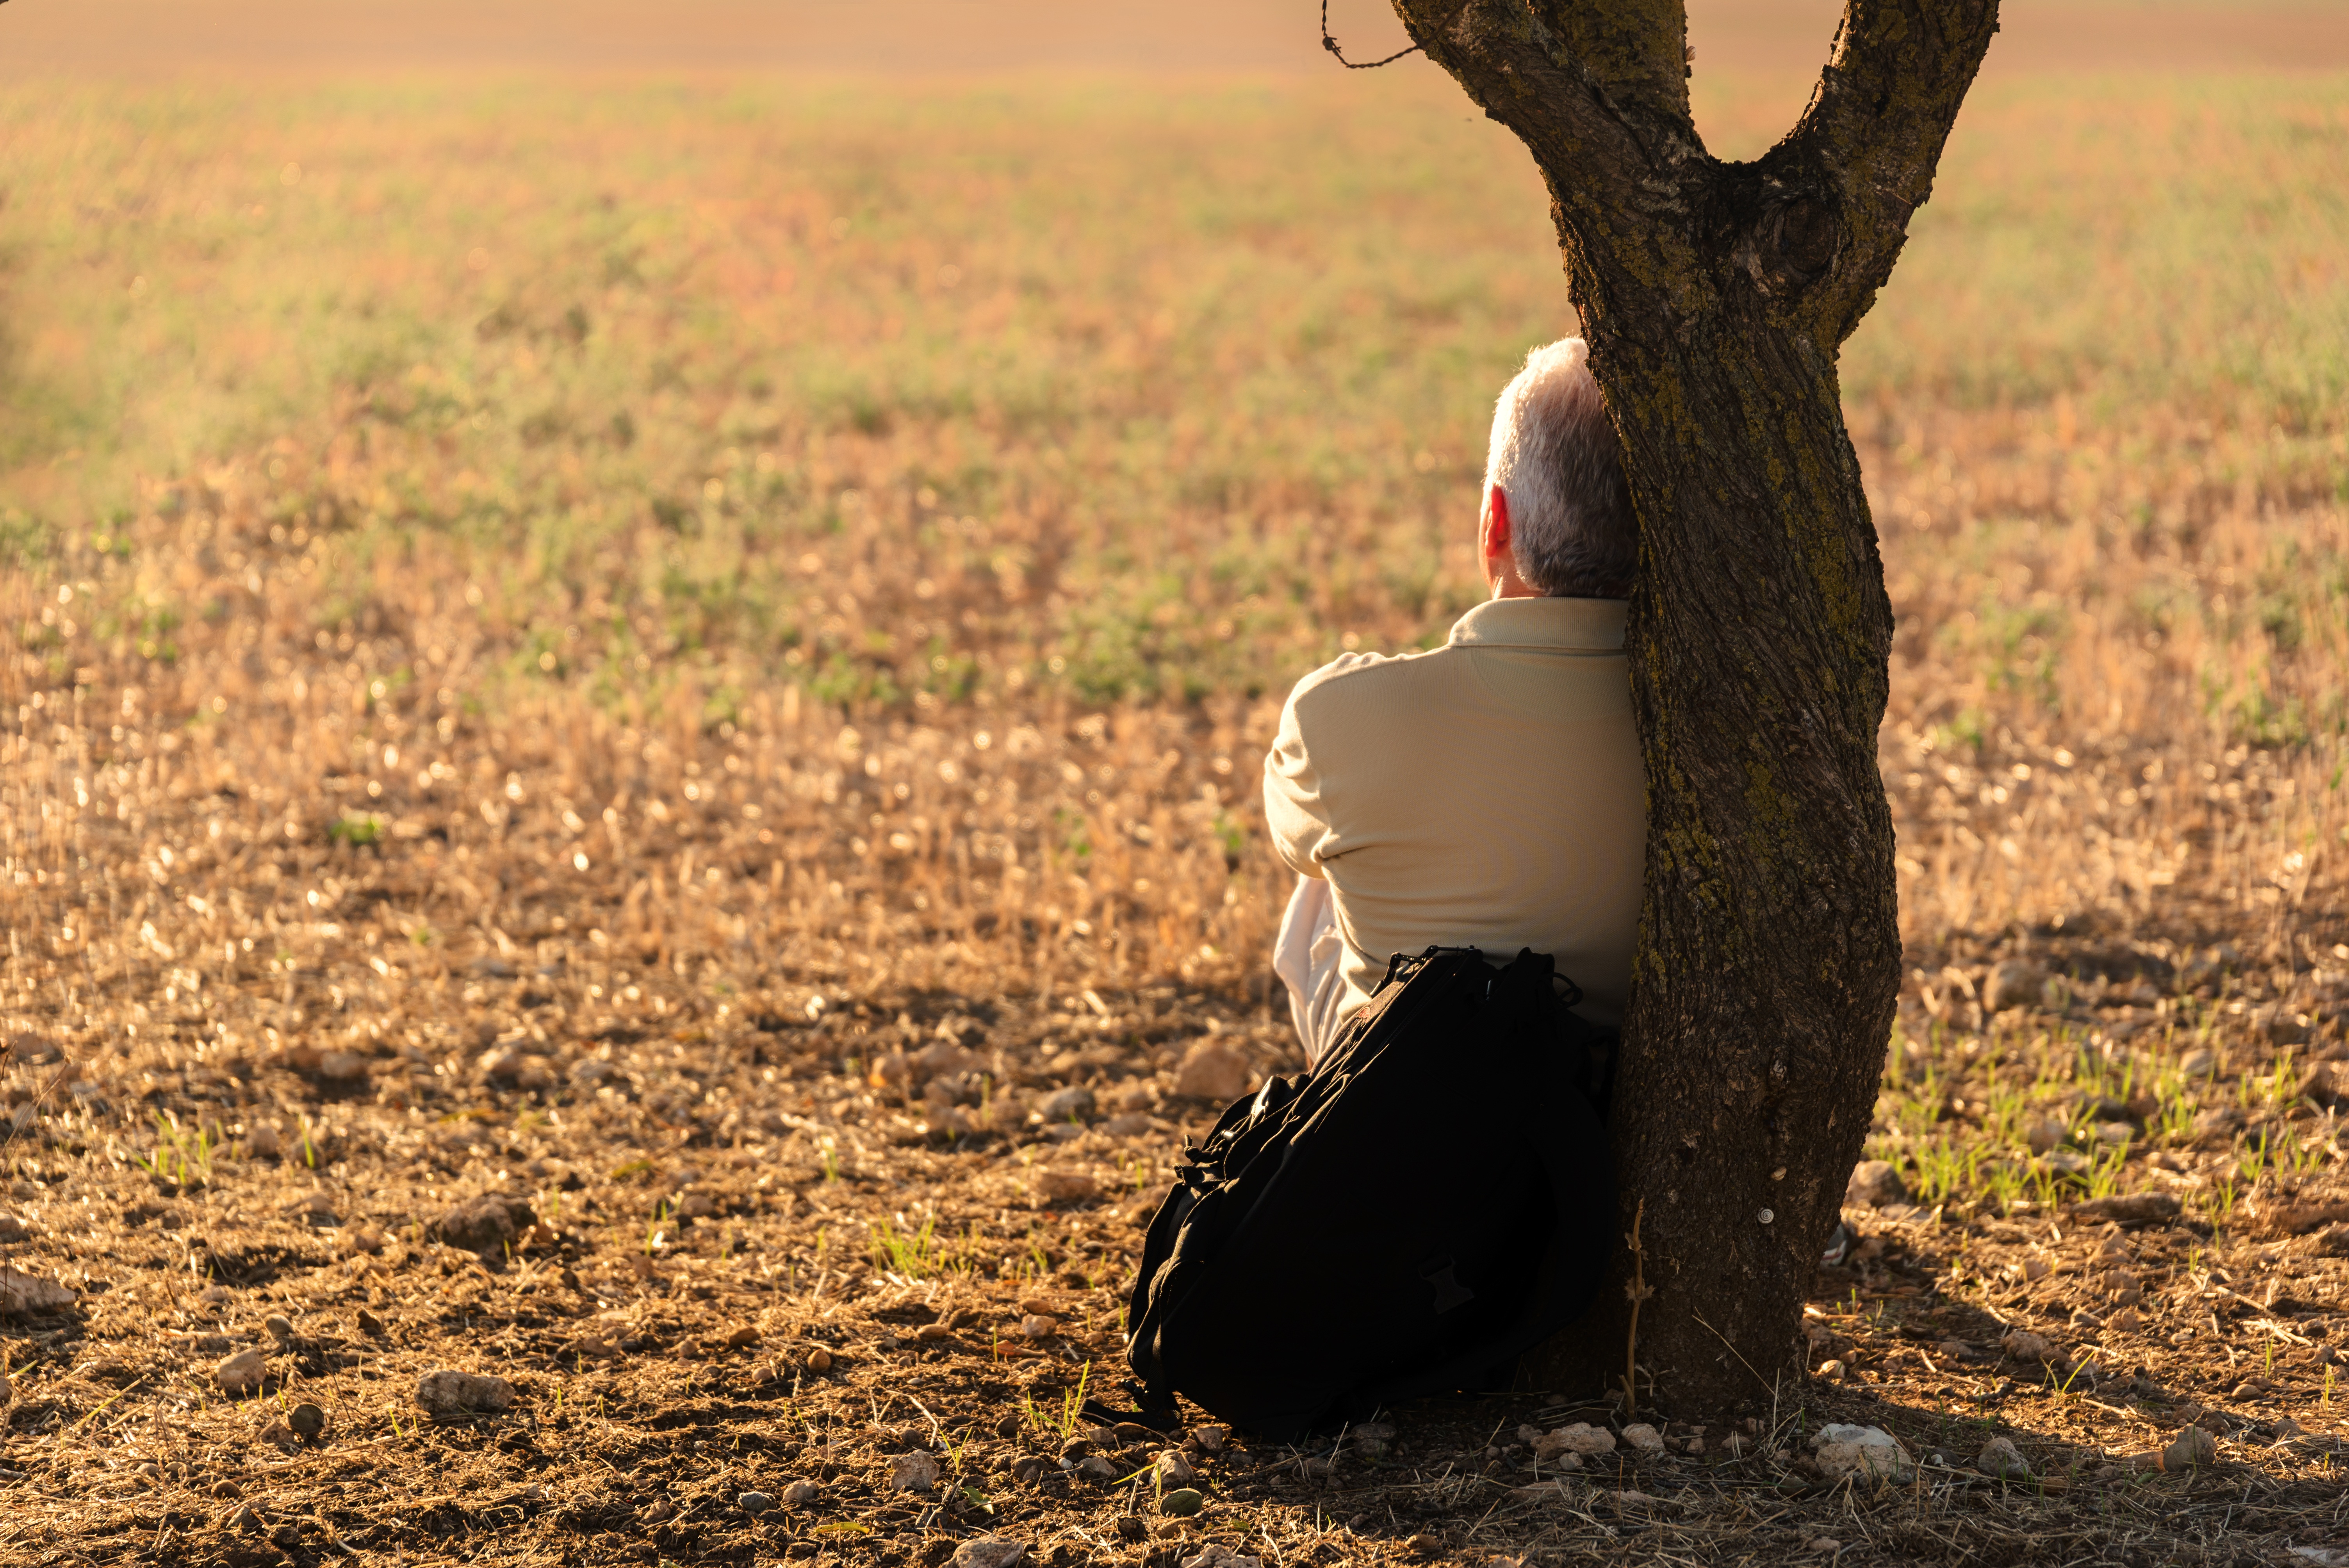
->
1483 337 1637 599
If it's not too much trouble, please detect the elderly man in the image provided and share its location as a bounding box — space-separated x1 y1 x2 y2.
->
1265 338 1645 1066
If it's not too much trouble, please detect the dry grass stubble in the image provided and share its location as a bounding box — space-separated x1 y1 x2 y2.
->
1 73 2347 1568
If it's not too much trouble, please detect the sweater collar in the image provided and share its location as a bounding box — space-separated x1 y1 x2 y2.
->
1448 595 1628 652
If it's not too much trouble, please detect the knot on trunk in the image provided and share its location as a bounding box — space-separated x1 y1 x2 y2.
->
1737 195 1841 298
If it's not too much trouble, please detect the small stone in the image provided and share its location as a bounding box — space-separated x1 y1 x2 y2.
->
1077 1454 1117 1480
1159 1487 1205 1516
1157 1450 1197 1486
640 1499 675 1524
805 1347 834 1373
264 1314 295 1345
288 1402 326 1438
2155 1427 2218 1472
0 1265 77 1315
1811 1424 1913 1484
246 1124 283 1159
2000 1329 2055 1363
1103 1113 1153 1138
2180 1047 2219 1078
1977 1435 2030 1478
1844 1160 1907 1209
889 1451 941 1493
1192 1424 1227 1454
1531 1423 1615 1459
780 1479 819 1506
1620 1423 1665 1456
1351 1421 1394 1460
1173 1042 1251 1102
1038 1171 1099 1204
1807 1538 1841 1555
414 1369 514 1417
1021 1313 1058 1340
255 1418 300 1452
214 1347 267 1397
727 1325 762 1348
738 1490 775 1515
1039 1086 1096 1123
0 1212 29 1244
948 1541 1029 1568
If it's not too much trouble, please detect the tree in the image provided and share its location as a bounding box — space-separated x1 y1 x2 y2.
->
1380 0 2002 1417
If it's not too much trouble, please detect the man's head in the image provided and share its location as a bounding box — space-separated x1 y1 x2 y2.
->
1478 337 1637 600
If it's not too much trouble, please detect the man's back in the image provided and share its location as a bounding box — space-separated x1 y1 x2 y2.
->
1264 595 1646 1028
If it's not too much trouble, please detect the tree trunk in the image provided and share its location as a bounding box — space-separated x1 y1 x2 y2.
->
1387 0 2001 1418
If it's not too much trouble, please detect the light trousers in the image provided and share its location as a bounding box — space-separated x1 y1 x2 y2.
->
1272 874 1354 1070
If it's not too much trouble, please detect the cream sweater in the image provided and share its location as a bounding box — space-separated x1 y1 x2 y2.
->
1262 596 1648 1025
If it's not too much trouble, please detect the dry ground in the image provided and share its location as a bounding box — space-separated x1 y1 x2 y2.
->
2 57 2348 1568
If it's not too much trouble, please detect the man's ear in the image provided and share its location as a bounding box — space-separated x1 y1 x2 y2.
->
1485 485 1511 556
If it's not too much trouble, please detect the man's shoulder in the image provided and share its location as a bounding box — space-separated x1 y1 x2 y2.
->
1285 642 1462 713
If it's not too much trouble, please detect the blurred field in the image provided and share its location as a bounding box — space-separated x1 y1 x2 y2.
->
4 70 2344 971
1 56 2348 1568
5 0 2347 76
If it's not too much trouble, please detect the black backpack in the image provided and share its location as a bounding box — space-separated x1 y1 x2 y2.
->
1121 946 1616 1439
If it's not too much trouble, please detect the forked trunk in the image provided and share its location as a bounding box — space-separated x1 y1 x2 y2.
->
1388 0 2001 1416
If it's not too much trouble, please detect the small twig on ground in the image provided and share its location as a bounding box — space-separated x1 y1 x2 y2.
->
1623 1197 1650 1422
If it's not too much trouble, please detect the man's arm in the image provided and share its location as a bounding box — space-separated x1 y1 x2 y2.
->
1262 683 1331 880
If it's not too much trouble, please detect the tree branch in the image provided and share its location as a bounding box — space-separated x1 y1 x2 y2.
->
1390 0 1704 302
1768 0 2003 344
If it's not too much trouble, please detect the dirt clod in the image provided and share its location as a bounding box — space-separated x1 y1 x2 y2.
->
0 1265 76 1315
427 1194 536 1255
1037 1171 1100 1204
1845 1160 1908 1208
214 1347 267 1396
1812 1424 1913 1484
949 1541 1029 1568
889 1451 941 1493
2069 1192 2183 1225
1173 1042 1251 1101
414 1369 514 1417
1978 1435 2031 1477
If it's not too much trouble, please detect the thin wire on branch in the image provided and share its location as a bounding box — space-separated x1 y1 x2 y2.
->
1321 0 1422 68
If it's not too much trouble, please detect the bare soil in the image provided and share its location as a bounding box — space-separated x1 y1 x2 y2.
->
3 906 2345 1565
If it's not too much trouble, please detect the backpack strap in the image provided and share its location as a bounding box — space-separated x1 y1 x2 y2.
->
1082 1382 1182 1433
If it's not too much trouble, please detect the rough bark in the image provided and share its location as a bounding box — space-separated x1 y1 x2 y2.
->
1385 0 2001 1416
